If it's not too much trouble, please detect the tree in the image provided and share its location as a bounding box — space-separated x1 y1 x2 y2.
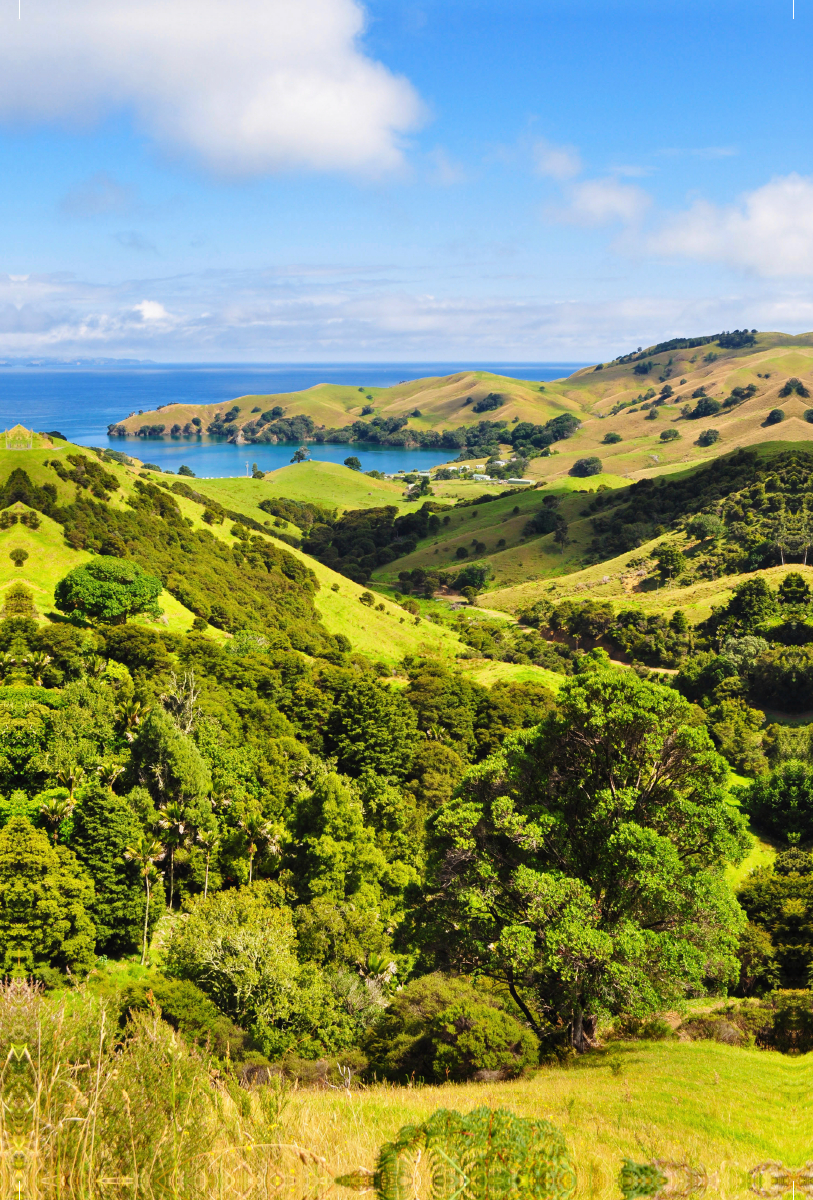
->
325 679 417 779
157 800 191 910
164 882 337 1057
36 787 74 844
688 514 724 542
659 429 680 443
0 816 96 974
602 433 622 445
741 761 813 842
196 828 219 899
653 543 686 581
344 456 362 471
70 783 156 955
553 515 569 553
697 429 720 447
766 409 785 426
124 831 165 965
290 447 309 463
54 557 163 625
414 669 749 1051
569 457 602 478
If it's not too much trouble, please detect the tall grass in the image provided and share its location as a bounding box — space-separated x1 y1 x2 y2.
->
2 983 806 1199
0 980 312 1199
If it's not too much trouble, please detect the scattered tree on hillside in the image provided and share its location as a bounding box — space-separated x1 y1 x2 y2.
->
54 558 163 625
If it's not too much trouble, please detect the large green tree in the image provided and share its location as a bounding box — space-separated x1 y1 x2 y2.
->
70 783 158 954
54 557 163 625
0 816 96 974
325 678 417 779
414 669 750 1051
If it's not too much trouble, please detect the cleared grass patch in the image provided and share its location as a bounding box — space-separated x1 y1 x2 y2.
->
282 1040 810 1197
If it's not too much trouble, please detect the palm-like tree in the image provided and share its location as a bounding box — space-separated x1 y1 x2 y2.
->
27 651 52 685
39 791 75 844
124 833 165 966
97 761 124 789
56 763 85 800
157 801 189 910
85 654 107 679
237 811 277 884
118 699 151 743
196 828 219 899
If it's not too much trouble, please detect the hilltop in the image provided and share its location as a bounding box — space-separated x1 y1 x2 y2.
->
106 332 813 486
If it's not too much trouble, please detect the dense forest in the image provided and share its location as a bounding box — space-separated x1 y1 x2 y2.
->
8 440 813 1112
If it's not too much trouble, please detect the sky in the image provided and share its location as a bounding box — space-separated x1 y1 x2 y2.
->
1 0 812 362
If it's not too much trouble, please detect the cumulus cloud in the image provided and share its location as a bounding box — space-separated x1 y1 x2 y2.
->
0 0 422 175
648 174 813 276
534 137 581 181
553 178 652 226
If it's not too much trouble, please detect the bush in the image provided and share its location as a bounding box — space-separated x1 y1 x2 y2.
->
612 1015 674 1041
430 999 539 1081
690 397 721 419
766 409 785 425
659 429 680 442
697 429 720 446
569 457 602 478
363 973 537 1082
602 432 622 444
805 410 813 424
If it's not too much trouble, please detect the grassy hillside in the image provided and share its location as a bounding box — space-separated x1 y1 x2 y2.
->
0 440 464 666
109 332 813 487
284 1040 810 1192
112 368 576 438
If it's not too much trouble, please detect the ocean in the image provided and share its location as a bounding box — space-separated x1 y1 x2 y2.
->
0 362 584 477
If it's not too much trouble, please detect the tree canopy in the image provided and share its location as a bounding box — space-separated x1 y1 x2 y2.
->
54 557 163 625
414 669 749 1050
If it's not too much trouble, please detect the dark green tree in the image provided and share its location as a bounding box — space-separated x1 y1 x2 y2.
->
344 456 362 471
70 783 159 954
414 669 749 1051
325 679 417 779
54 557 163 625
0 816 96 974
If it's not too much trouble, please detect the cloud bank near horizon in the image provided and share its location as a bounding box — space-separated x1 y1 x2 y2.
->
2 268 813 362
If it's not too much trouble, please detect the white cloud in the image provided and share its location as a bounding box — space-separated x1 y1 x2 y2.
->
534 137 581 181
3 267 813 362
133 300 170 322
0 0 422 176
649 174 813 276
554 178 652 226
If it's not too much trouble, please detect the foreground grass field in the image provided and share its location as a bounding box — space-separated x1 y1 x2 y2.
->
279 1041 813 1197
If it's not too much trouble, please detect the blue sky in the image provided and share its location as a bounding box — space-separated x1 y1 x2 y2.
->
1 0 812 361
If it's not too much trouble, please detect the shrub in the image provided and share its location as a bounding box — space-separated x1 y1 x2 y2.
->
569 457 602 478
766 409 785 425
697 429 720 446
690 397 722 419
779 377 811 399
805 410 813 424
602 432 622 444
659 429 680 442
363 973 537 1082
359 591 375 606
430 999 539 1081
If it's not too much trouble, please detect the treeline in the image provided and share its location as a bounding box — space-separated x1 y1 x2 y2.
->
111 408 581 457
587 449 813 572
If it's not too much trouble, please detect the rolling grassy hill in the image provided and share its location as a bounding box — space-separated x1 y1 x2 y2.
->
0 440 463 666
111 332 813 487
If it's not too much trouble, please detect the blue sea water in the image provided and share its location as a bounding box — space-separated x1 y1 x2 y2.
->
0 362 584 477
